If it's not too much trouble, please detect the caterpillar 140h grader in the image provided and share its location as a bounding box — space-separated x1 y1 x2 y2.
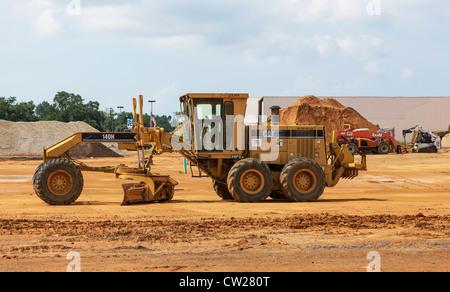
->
33 93 367 205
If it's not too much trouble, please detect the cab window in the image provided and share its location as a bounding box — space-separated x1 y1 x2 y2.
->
194 99 223 151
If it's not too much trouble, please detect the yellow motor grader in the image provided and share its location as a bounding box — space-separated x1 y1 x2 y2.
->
33 93 367 205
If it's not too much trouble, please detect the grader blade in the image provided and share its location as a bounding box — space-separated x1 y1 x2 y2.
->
121 175 177 205
121 182 152 205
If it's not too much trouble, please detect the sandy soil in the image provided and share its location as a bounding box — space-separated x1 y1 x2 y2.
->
0 152 449 272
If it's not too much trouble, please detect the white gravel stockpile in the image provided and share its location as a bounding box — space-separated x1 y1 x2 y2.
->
0 120 102 156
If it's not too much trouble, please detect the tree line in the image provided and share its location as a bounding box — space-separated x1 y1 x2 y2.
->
0 91 176 132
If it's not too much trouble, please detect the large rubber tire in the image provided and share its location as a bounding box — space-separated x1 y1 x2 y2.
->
377 142 390 154
212 179 234 200
227 158 273 202
347 143 358 154
33 158 84 205
280 158 325 202
33 162 45 186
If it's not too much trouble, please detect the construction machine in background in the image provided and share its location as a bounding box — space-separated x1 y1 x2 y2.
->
33 93 367 205
336 129 406 154
402 125 441 153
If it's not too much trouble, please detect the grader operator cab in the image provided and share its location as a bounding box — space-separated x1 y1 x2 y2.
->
33 93 367 205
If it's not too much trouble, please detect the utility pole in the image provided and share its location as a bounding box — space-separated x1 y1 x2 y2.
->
110 109 117 132
148 100 156 127
117 106 124 131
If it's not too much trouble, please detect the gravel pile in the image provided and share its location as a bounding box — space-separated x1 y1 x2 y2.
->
0 120 124 158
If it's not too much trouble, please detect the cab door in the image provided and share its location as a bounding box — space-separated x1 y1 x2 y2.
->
193 99 223 152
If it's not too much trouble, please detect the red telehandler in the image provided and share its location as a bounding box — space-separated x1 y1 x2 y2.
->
336 129 407 154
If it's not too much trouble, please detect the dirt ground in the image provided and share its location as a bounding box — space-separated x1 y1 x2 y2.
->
0 152 449 272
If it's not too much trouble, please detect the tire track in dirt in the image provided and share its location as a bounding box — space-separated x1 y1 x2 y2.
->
1 213 448 243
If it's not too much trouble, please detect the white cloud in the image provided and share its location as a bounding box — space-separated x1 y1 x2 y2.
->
34 8 63 36
133 35 205 48
304 34 382 62
282 76 325 96
335 37 355 55
3 0 450 110
365 61 384 74
79 5 140 31
273 0 368 23
154 83 178 99
312 35 337 60
243 49 281 65
401 67 414 79
332 77 367 95
150 83 180 116
236 27 302 64
12 0 384 65
336 35 381 61
74 2 215 49
13 0 64 37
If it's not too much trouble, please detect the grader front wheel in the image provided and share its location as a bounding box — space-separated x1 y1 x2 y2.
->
33 158 84 205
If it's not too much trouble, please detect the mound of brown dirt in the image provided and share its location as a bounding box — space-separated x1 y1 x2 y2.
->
279 95 379 142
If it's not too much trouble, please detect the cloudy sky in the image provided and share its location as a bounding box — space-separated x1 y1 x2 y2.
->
1 0 449 116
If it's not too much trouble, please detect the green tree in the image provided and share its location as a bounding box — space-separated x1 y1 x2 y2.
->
0 97 38 122
35 91 106 131
154 115 175 132
114 111 134 132
102 107 117 132
1 92 179 132
103 109 176 132
35 101 59 121
0 97 14 120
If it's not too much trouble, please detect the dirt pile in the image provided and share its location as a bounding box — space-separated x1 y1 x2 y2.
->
68 143 122 158
442 133 450 148
279 95 378 142
0 120 122 158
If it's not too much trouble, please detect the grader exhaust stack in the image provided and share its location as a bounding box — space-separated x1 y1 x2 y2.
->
33 95 177 205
